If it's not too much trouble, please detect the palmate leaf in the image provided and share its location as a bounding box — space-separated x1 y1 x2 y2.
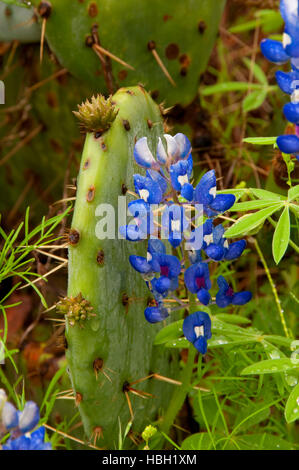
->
272 207 290 264
225 203 284 238
230 199 282 211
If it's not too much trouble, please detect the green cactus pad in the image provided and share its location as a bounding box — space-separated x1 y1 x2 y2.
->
67 86 177 449
31 0 225 106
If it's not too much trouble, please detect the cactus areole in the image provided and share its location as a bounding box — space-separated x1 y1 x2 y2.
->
66 87 176 449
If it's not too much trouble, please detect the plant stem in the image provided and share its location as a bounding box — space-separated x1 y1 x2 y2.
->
253 238 289 337
161 292 197 436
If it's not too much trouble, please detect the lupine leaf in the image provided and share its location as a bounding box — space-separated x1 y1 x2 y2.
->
243 136 277 145
288 184 299 202
215 314 251 325
154 320 183 345
230 199 280 211
249 188 285 200
202 82 262 95
242 89 268 112
241 359 299 375
285 383 299 423
272 206 290 264
243 58 268 86
225 204 284 238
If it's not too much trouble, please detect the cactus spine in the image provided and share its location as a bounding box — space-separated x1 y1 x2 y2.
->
66 86 176 449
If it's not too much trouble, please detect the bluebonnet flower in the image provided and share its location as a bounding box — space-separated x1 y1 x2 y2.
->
262 0 299 161
144 305 170 323
184 262 211 305
122 131 251 354
3 426 52 451
194 170 235 217
183 312 212 354
216 276 252 308
1 393 51 450
203 223 246 262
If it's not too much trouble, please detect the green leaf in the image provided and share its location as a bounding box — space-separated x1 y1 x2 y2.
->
181 432 222 450
249 188 285 200
225 204 284 238
243 58 268 86
165 337 190 349
272 206 290 264
230 199 280 211
243 136 277 145
215 314 251 325
285 383 299 423
288 184 299 202
154 320 183 345
241 358 299 375
236 433 294 450
201 82 262 95
242 89 268 112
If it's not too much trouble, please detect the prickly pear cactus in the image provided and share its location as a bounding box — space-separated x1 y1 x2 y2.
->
0 2 40 43
29 0 225 105
0 43 94 219
65 86 177 449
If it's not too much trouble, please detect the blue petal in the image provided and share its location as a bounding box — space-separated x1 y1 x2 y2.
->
260 39 290 63
19 401 40 433
280 0 299 23
129 255 152 274
146 169 168 194
134 174 163 204
156 253 181 278
152 276 171 294
217 275 229 290
215 292 231 308
277 134 299 153
183 311 212 345
193 336 208 354
195 170 216 205
164 134 179 160
197 288 211 305
184 262 211 293
181 183 194 201
119 224 145 241
232 291 252 305
205 243 225 261
275 70 297 94
144 306 169 323
209 194 235 213
133 137 159 169
2 402 19 430
3 435 31 450
169 160 190 191
283 30 299 58
156 137 168 164
283 102 299 124
174 133 192 159
225 240 246 260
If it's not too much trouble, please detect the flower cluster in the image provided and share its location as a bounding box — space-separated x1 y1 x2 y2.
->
261 0 299 160
121 132 251 355
0 389 51 450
